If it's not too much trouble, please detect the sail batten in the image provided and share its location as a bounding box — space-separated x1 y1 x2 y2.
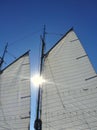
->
41 29 97 130
0 51 30 130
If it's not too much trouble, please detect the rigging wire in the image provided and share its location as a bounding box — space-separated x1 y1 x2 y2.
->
0 43 6 55
8 30 41 46
6 50 16 59
46 32 63 36
0 29 41 67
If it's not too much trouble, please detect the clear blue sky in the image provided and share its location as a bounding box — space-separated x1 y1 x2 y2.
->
0 0 97 129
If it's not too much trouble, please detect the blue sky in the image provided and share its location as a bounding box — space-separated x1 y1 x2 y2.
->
0 0 97 129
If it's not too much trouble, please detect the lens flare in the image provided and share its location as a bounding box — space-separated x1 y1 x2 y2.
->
31 74 46 87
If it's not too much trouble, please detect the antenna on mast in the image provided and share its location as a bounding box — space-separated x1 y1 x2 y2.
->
0 43 8 71
43 25 46 43
34 25 46 130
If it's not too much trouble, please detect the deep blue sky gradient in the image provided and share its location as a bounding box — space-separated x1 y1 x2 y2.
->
0 0 97 129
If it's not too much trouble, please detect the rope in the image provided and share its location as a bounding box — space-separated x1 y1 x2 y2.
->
46 32 63 36
7 51 16 59
9 30 41 46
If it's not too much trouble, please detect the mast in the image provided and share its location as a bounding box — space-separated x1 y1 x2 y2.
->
34 25 46 130
0 43 8 71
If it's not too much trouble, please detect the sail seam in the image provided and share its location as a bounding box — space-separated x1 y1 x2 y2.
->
21 116 30 119
22 63 29 65
21 95 31 99
85 75 97 81
76 55 87 59
70 38 79 42
21 79 29 81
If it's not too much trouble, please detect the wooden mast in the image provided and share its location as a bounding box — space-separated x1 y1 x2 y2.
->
34 25 46 130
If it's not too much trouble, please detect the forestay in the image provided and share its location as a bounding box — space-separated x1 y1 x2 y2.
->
41 29 97 130
0 51 31 130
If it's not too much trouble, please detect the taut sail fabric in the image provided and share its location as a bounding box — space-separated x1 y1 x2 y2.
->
0 52 31 130
41 29 97 130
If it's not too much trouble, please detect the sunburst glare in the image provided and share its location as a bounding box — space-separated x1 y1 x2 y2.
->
31 74 46 87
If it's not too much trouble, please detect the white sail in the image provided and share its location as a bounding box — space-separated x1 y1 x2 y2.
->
41 28 97 130
0 51 31 130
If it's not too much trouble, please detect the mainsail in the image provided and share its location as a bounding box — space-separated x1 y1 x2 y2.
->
0 51 31 130
41 28 97 130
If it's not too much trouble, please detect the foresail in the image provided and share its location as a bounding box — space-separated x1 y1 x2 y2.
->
0 51 31 130
41 29 97 130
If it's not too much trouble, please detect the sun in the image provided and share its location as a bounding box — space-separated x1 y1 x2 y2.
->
31 74 46 87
